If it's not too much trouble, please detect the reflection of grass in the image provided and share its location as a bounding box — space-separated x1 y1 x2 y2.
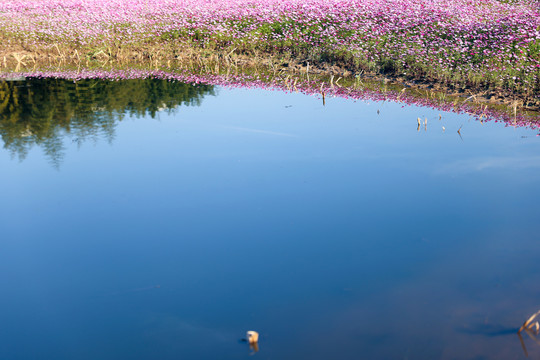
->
3 65 539 127
1 66 538 168
0 78 215 167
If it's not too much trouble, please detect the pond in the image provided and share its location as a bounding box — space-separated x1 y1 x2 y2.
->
1 78 540 360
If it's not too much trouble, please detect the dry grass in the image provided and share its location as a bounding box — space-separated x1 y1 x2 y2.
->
1 40 539 118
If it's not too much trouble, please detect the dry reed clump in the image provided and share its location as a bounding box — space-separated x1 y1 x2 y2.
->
518 310 540 357
2 60 538 131
1 40 538 113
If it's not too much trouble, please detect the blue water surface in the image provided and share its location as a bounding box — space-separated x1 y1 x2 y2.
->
1 81 539 360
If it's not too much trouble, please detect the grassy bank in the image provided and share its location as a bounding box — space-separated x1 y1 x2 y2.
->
0 0 539 103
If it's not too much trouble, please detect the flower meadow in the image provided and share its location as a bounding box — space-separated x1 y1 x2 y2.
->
0 0 539 96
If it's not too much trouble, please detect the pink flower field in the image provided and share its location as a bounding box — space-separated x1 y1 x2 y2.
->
0 0 539 96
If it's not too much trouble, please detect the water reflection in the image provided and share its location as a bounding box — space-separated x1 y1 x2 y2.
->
1 75 540 360
0 79 214 166
518 310 540 357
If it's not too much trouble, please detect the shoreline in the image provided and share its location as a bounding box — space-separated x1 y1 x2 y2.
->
2 61 539 133
1 44 539 113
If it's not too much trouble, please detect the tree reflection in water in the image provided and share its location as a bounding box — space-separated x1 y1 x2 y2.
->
0 78 215 167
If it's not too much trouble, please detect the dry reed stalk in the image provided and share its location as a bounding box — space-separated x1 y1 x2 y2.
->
479 105 488 120
512 100 520 125
456 124 464 140
13 53 27 72
397 88 406 101
27 54 35 64
519 310 540 334
270 61 277 76
116 48 122 64
53 44 66 63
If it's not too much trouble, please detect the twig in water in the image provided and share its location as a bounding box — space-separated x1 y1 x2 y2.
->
519 310 540 334
246 331 259 354
514 309 540 357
